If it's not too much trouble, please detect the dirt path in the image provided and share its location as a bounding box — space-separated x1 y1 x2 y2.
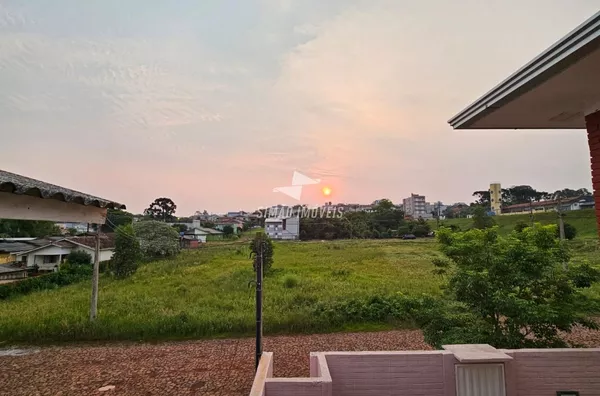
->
1 328 599 396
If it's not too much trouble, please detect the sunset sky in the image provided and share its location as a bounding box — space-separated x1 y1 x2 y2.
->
1 1 599 215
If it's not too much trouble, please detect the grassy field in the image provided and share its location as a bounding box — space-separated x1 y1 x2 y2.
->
433 208 598 238
0 239 444 343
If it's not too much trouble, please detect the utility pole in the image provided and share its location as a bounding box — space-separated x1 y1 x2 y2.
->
255 240 263 370
557 195 565 241
529 199 534 227
90 226 100 321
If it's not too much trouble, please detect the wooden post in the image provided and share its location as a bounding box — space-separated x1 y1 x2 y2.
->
90 227 100 321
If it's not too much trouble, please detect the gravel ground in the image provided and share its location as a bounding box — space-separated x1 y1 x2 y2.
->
1 327 598 396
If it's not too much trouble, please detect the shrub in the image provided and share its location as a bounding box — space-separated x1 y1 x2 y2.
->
0 265 92 300
66 250 92 265
112 224 142 278
559 222 577 240
513 221 529 233
283 275 300 288
133 220 180 259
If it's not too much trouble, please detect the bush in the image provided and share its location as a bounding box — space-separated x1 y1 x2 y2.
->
283 275 300 288
0 265 92 300
67 250 92 265
559 222 577 240
514 221 529 233
112 224 142 278
133 220 180 259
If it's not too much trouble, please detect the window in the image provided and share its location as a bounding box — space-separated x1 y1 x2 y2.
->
282 219 287 230
455 364 505 396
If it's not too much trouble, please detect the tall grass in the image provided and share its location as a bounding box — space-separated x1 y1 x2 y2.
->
0 239 443 343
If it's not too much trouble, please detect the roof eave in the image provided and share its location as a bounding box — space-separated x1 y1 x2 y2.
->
449 10 600 130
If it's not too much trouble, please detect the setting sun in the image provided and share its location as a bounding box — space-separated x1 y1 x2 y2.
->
322 186 332 196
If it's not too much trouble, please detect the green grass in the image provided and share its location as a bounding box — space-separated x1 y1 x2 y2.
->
0 239 443 344
433 209 598 238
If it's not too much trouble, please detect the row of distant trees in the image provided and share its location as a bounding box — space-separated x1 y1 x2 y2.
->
472 186 591 207
299 199 431 240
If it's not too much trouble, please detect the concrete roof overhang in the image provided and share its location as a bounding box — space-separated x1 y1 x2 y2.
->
449 11 600 130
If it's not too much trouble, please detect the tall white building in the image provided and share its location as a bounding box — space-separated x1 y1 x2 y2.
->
402 194 430 218
265 217 300 240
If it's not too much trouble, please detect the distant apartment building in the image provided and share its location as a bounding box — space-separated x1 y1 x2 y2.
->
490 182 502 214
265 217 299 240
402 193 431 218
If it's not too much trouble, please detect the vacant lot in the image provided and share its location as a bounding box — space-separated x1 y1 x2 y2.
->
0 239 443 343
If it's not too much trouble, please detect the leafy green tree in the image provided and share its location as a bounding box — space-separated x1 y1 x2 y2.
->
222 225 234 237
429 225 598 348
171 223 188 233
101 209 134 232
0 220 61 237
250 232 274 273
559 222 577 240
66 250 92 265
112 224 141 278
133 220 180 259
66 228 79 236
502 185 547 205
472 206 495 229
472 190 491 207
144 197 177 222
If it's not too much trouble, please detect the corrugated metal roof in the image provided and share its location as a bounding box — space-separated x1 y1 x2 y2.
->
0 170 125 209
0 242 33 253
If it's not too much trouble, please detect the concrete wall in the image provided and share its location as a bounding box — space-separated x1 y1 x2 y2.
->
324 351 446 396
251 346 600 396
505 348 600 396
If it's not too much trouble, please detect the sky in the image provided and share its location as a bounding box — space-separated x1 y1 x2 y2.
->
1 1 599 215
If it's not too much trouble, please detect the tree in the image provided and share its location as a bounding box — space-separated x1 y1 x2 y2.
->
171 224 188 233
112 224 141 278
144 198 177 222
0 220 61 238
429 225 598 348
101 209 134 232
513 221 529 233
472 206 495 229
66 250 92 265
502 185 547 206
222 225 234 237
250 232 274 273
472 190 491 207
133 220 180 259
558 223 577 240
66 228 79 236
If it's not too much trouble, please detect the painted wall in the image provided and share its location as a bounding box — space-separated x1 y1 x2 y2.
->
324 352 445 396
250 346 600 396
506 349 600 396
0 253 15 264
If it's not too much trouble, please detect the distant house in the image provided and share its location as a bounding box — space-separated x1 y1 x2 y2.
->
0 235 116 272
182 226 223 243
501 196 589 215
265 217 299 240
214 217 245 234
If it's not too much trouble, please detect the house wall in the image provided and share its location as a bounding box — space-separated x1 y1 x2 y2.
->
0 253 15 264
505 349 600 396
586 110 600 237
72 246 114 262
22 246 72 268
